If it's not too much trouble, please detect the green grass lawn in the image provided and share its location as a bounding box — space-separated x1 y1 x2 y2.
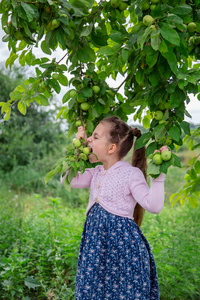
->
0 166 200 299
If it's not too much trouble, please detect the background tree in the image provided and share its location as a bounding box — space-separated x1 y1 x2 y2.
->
0 66 65 172
0 0 200 205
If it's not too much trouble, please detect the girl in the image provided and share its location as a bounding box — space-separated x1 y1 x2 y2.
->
61 116 165 300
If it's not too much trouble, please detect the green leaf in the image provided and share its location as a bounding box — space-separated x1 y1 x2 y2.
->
37 94 49 106
58 74 68 86
121 49 129 63
135 132 152 150
159 39 168 53
171 153 182 168
136 68 144 85
18 101 26 115
145 142 157 157
62 92 70 104
10 91 22 100
160 160 171 174
147 160 160 176
97 46 116 56
180 121 190 136
41 40 52 55
139 27 152 50
81 87 93 98
109 31 125 44
80 23 93 37
21 3 37 22
45 168 60 184
4 107 11 121
24 277 40 290
151 35 161 51
171 4 192 15
169 125 181 142
159 23 180 46
195 161 200 174
146 52 159 68
188 195 199 208
5 51 18 68
142 116 150 130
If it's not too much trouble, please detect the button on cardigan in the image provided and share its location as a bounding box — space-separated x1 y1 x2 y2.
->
61 160 165 220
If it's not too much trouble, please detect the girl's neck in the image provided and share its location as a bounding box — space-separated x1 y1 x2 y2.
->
103 157 120 170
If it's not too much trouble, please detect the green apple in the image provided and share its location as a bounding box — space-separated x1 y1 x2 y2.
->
159 120 167 125
77 95 85 103
187 22 196 33
45 6 51 13
161 150 172 161
158 103 165 110
52 73 59 80
75 120 82 127
153 153 163 165
111 0 120 8
14 30 23 40
151 0 159 3
193 35 200 45
92 85 100 94
73 139 81 148
38 81 46 93
154 110 164 121
140 1 150 10
118 0 128 10
70 90 76 97
80 153 87 161
143 15 154 26
150 4 157 10
81 102 90 110
82 147 90 155
164 102 172 109
52 19 60 29
164 138 172 146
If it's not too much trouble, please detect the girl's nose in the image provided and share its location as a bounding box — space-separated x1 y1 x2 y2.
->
87 136 92 143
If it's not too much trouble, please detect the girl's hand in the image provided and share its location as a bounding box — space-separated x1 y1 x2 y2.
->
75 126 87 142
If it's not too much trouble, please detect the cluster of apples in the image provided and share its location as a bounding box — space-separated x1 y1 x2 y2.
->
46 19 60 32
72 138 90 161
152 146 172 165
69 85 101 111
111 0 128 11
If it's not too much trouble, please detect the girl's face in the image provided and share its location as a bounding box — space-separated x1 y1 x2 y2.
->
87 122 114 165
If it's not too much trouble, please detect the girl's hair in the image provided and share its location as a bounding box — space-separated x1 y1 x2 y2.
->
101 116 147 227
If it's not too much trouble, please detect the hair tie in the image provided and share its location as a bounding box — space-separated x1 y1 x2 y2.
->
132 128 141 139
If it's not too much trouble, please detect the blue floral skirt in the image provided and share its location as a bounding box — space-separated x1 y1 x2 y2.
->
75 203 159 300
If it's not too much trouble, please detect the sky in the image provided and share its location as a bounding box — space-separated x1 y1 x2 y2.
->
0 28 200 125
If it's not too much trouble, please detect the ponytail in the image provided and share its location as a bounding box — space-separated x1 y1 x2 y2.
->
131 128 147 227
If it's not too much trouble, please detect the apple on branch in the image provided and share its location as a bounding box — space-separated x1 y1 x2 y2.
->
143 15 154 26
154 110 164 121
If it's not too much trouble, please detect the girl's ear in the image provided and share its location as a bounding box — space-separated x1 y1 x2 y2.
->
108 143 117 154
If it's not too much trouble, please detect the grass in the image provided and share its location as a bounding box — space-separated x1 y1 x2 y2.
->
0 154 199 299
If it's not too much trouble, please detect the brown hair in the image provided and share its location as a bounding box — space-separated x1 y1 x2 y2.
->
101 116 147 227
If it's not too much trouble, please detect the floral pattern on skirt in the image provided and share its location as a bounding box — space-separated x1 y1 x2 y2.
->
75 203 159 300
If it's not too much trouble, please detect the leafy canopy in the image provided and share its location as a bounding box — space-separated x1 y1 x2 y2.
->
1 0 200 206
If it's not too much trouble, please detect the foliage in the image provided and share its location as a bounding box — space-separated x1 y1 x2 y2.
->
0 0 200 204
0 67 65 172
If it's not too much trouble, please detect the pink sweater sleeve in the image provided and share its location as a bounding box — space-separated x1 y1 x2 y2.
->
129 169 165 213
60 167 96 188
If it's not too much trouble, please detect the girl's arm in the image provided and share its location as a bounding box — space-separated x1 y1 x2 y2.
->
61 168 96 188
130 168 165 213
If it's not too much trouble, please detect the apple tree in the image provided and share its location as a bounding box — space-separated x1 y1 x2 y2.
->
0 0 200 205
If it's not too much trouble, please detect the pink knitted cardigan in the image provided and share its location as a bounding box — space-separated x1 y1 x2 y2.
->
61 160 165 220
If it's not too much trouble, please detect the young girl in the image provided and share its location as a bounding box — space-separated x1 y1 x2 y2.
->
61 116 165 300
